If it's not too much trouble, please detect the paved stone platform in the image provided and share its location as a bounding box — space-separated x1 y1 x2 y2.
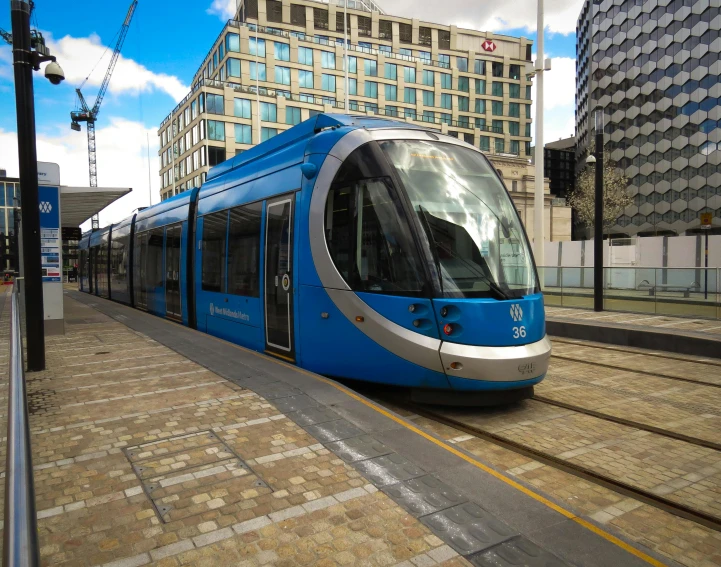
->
2 291 676 567
545 306 721 358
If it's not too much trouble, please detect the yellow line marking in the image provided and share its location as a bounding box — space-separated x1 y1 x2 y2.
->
80 294 668 567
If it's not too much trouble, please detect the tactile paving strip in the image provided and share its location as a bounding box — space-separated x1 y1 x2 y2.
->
384 475 466 517
421 502 516 555
326 435 393 463
354 453 425 487
304 418 365 443
273 394 321 413
290 406 341 426
468 537 569 567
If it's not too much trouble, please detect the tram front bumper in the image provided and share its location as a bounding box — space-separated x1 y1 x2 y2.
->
439 335 552 384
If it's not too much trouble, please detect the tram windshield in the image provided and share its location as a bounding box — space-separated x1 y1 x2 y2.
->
380 140 538 299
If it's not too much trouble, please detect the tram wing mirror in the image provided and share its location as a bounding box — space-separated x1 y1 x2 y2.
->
301 163 317 179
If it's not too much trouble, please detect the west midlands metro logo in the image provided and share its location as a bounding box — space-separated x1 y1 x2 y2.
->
510 304 523 322
39 201 52 213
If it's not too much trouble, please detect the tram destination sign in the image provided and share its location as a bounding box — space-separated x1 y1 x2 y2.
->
62 227 83 240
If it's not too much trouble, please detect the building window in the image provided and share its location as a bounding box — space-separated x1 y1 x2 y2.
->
208 147 225 166
475 99 485 114
249 37 266 57
385 84 397 101
226 33 240 53
385 63 397 80
191 100 198 120
261 127 277 141
201 211 227 293
399 23 412 43
250 61 266 80
495 138 505 153
509 84 520 98
438 29 450 49
440 112 451 124
364 59 377 77
526 104 531 118
458 96 469 111
274 42 290 61
266 0 282 22
404 87 416 104
509 121 519 136
440 93 451 109
365 81 378 98
286 106 302 125
475 79 486 95
509 102 520 117
399 48 412 57
401 66 414 84
422 70 434 87
419 26 431 46
290 4 306 25
346 56 357 73
457 76 469 92
475 117 486 130
298 46 313 65
226 58 241 77
321 74 336 91
492 119 503 133
474 60 486 75
275 66 291 85
422 110 435 123
492 81 503 97
526 85 532 100
314 8 328 29
492 62 504 77
321 51 335 69
379 20 392 39
422 90 434 107
492 101 503 116
510 140 520 155
404 108 417 120
347 77 357 95
335 11 349 32
208 120 225 141
509 64 521 80
358 15 371 36
386 105 398 116
206 94 224 115
235 124 252 144
440 73 451 89
200 120 206 140
260 102 277 122
456 57 468 72
525 123 531 137
438 54 450 68
299 69 313 88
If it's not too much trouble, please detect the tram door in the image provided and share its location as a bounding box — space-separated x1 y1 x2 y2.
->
135 233 148 310
264 197 295 360
165 224 182 320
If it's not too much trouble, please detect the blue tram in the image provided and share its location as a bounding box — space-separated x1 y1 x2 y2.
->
79 114 551 403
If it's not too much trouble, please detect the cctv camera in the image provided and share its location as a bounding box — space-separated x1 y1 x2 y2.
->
44 61 65 85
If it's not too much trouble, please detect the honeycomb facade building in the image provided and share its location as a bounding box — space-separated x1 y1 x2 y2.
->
576 0 721 236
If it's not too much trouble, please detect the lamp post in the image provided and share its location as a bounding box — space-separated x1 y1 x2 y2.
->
9 0 65 372
586 108 604 312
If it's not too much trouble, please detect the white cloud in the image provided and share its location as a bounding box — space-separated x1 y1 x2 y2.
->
0 118 159 230
208 0 584 34
0 45 12 80
530 56 577 145
42 33 188 103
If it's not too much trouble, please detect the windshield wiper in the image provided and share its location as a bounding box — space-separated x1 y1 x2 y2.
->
417 205 443 295
482 275 510 300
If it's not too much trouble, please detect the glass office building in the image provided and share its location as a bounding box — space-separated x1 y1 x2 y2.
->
576 0 721 236
158 0 535 201
0 175 19 273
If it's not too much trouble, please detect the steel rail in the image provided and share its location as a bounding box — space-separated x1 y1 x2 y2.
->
3 287 40 567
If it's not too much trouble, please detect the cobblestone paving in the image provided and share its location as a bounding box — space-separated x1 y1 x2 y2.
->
0 295 468 567
545 306 721 335
379 403 721 567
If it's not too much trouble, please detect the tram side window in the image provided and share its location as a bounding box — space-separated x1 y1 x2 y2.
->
227 202 262 297
111 235 128 285
147 229 165 288
325 145 425 295
202 211 228 292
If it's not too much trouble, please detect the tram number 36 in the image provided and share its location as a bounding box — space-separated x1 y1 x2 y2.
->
512 326 527 339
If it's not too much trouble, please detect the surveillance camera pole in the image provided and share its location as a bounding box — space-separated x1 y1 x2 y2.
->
11 0 46 371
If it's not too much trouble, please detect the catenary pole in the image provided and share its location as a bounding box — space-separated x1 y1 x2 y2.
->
533 0 545 267
11 0 45 371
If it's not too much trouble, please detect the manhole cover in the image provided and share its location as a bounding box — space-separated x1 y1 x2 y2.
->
124 431 271 523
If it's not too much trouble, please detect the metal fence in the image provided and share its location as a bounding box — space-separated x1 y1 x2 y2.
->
3 285 40 567
539 266 721 320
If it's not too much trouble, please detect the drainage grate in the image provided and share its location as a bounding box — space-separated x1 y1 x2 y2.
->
124 431 271 523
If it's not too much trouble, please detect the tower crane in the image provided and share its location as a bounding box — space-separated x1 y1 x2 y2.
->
71 0 137 228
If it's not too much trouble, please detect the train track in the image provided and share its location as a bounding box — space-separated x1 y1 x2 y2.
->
398 398 721 533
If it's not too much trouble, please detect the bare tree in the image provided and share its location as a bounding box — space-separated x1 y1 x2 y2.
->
568 151 632 233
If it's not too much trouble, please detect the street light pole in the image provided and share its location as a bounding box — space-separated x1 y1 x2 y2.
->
594 109 604 312
533 0 545 267
11 0 45 371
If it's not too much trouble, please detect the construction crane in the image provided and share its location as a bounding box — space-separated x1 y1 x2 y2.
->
71 0 137 228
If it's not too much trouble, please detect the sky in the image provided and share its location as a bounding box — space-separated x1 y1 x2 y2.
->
0 0 582 229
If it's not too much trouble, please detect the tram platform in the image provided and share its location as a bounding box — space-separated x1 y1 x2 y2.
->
546 306 721 359
7 291 675 567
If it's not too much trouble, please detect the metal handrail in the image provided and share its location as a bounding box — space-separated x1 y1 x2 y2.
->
3 287 40 567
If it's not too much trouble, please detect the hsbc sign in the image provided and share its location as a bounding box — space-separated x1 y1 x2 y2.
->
482 40 497 52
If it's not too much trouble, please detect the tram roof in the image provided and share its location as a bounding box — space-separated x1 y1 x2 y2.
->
205 113 424 184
